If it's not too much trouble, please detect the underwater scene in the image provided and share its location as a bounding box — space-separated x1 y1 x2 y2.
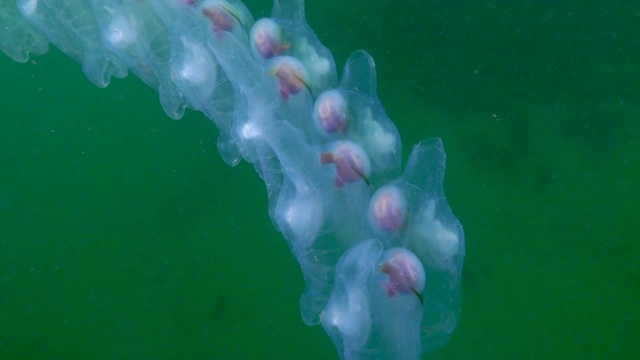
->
0 0 638 359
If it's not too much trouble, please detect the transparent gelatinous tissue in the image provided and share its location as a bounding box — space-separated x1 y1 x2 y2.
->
16 0 128 87
313 50 402 187
0 0 48 62
322 139 464 358
1 0 465 358
150 0 255 165
89 0 189 119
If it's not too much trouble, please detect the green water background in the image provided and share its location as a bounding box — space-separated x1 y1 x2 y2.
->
0 1 638 358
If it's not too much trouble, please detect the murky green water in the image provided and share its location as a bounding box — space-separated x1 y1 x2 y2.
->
0 1 638 358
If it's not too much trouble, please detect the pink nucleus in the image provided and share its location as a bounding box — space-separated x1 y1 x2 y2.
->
320 141 371 187
379 248 425 303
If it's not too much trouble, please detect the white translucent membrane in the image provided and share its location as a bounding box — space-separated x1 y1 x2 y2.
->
322 138 465 358
0 0 465 358
15 0 128 87
0 0 48 62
